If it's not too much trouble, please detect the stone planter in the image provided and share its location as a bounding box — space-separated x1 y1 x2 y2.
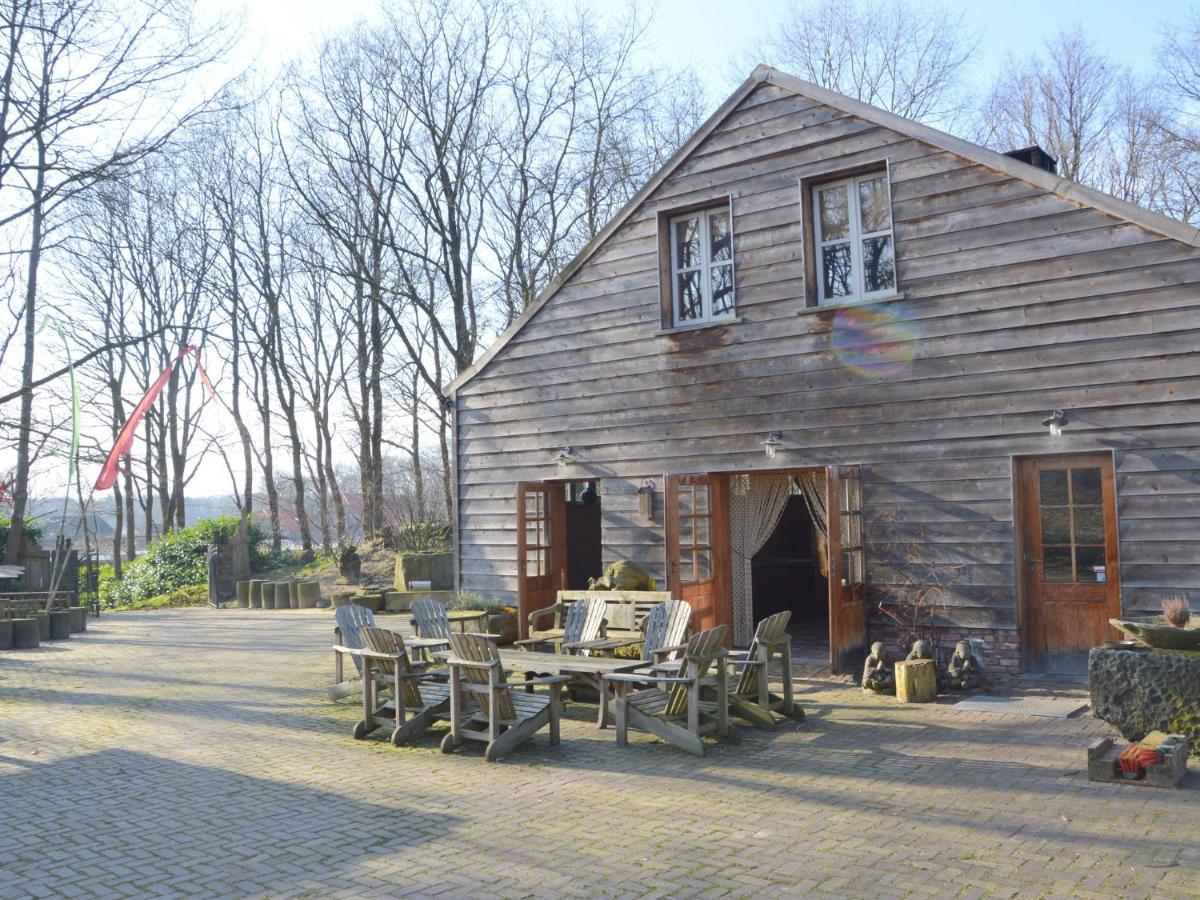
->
486 609 518 645
1090 645 1200 752
248 580 264 609
11 618 39 649
68 606 87 633
355 593 383 614
297 581 322 609
0 618 13 650
48 609 71 640
235 581 250 608
396 551 454 592
261 583 276 610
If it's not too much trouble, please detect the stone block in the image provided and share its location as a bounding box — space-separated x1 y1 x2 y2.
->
1089 646 1200 751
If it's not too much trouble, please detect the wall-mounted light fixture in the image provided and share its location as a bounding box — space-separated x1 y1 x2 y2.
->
761 431 784 459
637 479 655 521
552 446 575 468
1041 410 1068 438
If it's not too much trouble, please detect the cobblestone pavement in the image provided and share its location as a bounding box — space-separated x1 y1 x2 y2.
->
1 609 1197 899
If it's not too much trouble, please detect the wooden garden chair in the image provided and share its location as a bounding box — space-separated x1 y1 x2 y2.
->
721 611 804 729
333 603 377 693
440 632 571 762
338 627 452 746
603 625 732 757
514 595 607 655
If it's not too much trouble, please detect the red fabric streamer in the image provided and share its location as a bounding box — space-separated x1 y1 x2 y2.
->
94 347 217 491
1117 745 1159 776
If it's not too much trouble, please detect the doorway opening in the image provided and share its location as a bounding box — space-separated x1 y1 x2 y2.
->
752 491 830 663
563 480 602 589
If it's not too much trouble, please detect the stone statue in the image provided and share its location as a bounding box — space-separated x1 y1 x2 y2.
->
906 639 934 662
587 561 656 591
861 641 894 693
945 640 987 691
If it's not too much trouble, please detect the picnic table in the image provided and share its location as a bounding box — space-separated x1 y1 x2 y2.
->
435 647 645 727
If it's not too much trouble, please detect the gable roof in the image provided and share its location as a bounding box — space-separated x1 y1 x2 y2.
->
446 65 1200 397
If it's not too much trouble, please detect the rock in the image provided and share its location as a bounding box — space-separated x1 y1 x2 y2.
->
587 561 655 591
1089 646 1200 753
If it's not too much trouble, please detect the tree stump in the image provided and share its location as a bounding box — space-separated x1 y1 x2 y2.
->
235 581 250 608
68 606 87 633
274 582 293 609
48 609 71 640
895 659 937 703
0 618 13 650
248 580 264 609
261 583 276 610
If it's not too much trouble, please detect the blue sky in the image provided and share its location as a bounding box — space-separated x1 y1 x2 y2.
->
220 0 1191 99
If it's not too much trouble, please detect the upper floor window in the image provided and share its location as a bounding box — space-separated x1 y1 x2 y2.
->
813 171 895 304
670 205 735 326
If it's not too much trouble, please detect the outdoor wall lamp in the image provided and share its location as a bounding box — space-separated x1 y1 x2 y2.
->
1041 410 1068 438
552 446 575 467
637 479 655 521
761 432 784 459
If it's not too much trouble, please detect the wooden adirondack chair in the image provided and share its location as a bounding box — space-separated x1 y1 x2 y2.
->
410 597 454 642
333 603 376 686
603 625 731 757
440 633 571 762
638 599 692 666
340 627 452 746
722 611 804 729
514 595 606 655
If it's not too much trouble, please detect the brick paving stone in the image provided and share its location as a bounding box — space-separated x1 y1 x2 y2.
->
1 608 1198 898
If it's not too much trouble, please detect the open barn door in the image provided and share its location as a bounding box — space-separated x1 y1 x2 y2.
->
666 474 732 638
827 464 867 674
516 481 566 639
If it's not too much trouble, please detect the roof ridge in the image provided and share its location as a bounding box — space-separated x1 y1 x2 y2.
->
446 66 1200 396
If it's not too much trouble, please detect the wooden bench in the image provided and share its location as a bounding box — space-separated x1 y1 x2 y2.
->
528 590 673 645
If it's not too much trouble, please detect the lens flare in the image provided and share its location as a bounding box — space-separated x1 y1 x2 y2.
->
830 303 920 377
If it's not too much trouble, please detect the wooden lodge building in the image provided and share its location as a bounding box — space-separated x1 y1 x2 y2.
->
445 66 1200 677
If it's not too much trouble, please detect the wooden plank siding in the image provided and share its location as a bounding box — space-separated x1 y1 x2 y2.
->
453 80 1200 631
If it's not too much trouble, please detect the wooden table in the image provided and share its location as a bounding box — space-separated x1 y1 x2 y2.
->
435 648 646 727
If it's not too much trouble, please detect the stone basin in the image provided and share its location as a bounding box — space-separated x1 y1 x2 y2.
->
1090 645 1200 754
1108 617 1200 651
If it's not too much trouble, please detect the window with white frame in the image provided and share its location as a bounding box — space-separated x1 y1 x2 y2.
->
669 205 735 326
812 171 896 304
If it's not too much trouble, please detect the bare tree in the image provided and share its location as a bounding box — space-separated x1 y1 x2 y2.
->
977 29 1115 182
0 0 228 564
756 0 976 126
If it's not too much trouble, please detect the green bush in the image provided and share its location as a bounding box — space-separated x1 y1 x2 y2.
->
392 521 451 553
101 516 263 609
117 583 209 610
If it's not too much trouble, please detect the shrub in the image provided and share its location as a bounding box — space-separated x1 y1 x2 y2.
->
118 583 209 610
101 516 263 609
392 521 452 553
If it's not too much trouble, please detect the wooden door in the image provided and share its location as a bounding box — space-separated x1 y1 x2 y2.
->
516 482 566 639
827 464 867 674
1016 454 1120 674
666 474 732 638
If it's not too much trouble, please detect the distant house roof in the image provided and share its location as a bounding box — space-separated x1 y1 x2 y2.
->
445 65 1200 397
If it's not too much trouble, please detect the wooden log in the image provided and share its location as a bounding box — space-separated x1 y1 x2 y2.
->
261 583 276 610
274 582 293 609
68 606 87 633
288 581 299 607
235 581 250 608
248 580 264 609
0 618 13 650
34 611 49 640
894 659 938 703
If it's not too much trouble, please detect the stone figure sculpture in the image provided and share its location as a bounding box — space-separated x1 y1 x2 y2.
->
945 640 987 691
861 641 894 693
906 639 933 662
